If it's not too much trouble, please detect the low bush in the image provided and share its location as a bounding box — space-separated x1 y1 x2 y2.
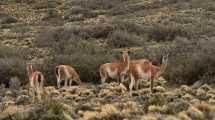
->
64 7 98 21
33 0 61 9
0 13 17 24
146 23 189 42
165 37 215 84
107 30 144 48
42 43 112 84
0 45 29 87
69 0 127 10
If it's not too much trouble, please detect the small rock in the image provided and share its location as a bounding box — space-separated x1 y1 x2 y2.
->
192 80 204 89
154 86 166 92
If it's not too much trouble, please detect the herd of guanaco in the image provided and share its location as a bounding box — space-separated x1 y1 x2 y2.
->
26 49 168 101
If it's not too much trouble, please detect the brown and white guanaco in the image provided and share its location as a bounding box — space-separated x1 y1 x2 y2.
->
129 54 168 96
55 65 81 88
99 50 130 84
26 63 45 102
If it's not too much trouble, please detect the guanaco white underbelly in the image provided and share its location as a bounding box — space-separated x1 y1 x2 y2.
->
107 67 118 79
137 66 151 80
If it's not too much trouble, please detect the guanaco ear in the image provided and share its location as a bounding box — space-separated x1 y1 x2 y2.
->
163 54 169 64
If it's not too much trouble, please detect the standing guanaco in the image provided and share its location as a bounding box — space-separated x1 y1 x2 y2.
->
99 50 130 84
26 64 45 102
129 54 168 96
55 65 81 88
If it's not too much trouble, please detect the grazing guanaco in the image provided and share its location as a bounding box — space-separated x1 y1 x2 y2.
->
26 64 45 102
99 50 130 84
129 54 168 96
55 65 81 88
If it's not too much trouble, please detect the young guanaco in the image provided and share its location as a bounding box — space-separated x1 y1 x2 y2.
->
26 64 45 102
55 65 81 88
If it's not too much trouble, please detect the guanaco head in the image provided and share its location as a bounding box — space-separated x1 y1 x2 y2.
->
26 63 34 77
162 53 169 67
121 50 131 62
155 54 169 78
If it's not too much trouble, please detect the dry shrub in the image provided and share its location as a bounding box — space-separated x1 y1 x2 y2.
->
0 45 29 87
147 23 189 42
107 30 143 48
0 13 17 24
166 37 215 84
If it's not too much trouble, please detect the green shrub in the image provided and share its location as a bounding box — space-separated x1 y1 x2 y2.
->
0 45 29 87
107 30 143 48
33 0 61 9
0 13 17 24
42 43 112 84
112 20 145 36
64 7 98 21
165 37 215 84
147 23 189 42
69 0 127 10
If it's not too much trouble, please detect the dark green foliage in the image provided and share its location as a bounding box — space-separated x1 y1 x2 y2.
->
0 45 29 87
33 0 61 9
107 30 144 48
69 0 128 10
45 46 112 84
36 27 114 84
0 13 17 24
165 37 215 84
147 23 189 42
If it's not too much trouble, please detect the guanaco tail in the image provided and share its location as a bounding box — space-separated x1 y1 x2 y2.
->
26 64 45 102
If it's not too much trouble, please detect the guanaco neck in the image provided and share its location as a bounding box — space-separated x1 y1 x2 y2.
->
122 52 130 70
27 64 34 78
152 60 167 78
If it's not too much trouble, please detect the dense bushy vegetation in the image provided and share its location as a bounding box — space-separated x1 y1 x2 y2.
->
0 0 215 86
0 45 29 87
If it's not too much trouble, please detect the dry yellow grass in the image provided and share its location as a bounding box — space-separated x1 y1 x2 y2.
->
82 111 98 120
148 105 167 113
100 104 119 117
178 111 192 120
141 114 157 120
187 106 204 120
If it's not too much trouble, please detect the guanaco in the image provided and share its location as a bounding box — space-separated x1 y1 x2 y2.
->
129 54 168 96
99 50 130 84
26 64 45 102
55 65 81 88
